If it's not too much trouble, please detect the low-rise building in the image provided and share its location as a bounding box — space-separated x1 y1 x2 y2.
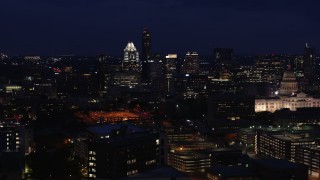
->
168 151 211 174
296 145 320 179
258 133 315 161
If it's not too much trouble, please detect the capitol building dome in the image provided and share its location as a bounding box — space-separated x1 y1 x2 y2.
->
279 67 298 96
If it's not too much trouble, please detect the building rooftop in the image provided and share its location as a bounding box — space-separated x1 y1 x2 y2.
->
238 127 283 133
169 151 210 160
208 165 254 177
272 134 315 143
89 111 141 121
253 159 303 169
87 123 145 136
122 165 188 179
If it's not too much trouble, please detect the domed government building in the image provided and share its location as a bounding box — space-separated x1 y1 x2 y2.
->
255 66 320 112
278 68 298 96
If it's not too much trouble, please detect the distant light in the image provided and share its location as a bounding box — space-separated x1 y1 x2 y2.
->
185 74 189 77
166 54 177 59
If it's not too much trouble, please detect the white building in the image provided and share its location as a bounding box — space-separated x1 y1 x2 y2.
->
255 68 320 112
256 93 320 112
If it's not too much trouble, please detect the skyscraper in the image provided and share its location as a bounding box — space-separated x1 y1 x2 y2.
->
113 42 141 89
165 54 177 93
149 53 165 90
123 42 140 72
303 43 316 81
182 52 199 74
97 54 106 92
141 28 152 80
213 48 234 79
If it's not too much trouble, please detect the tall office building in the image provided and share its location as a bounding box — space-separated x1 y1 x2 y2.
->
123 42 140 72
87 124 160 179
182 52 199 74
149 53 165 91
214 48 234 67
114 42 141 89
303 43 316 81
97 54 107 92
165 54 177 93
214 48 234 79
141 28 152 80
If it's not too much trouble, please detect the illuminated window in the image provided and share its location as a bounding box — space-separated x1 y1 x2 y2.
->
89 162 95 167
145 160 156 165
127 159 136 164
89 151 96 155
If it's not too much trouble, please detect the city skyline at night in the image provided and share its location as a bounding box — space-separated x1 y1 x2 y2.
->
1 1 320 180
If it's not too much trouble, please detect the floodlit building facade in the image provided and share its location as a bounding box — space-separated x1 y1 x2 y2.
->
123 42 140 72
255 68 320 112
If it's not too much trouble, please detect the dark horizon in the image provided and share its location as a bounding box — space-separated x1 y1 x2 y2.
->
1 0 319 56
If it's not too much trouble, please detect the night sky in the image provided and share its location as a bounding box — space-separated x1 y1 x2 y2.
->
1 0 320 56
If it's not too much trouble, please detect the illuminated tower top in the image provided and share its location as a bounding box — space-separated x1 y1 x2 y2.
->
124 42 138 52
123 42 140 72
